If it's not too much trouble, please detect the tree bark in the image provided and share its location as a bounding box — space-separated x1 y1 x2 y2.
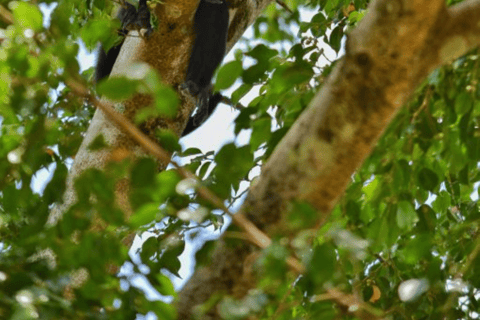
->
49 0 272 226
177 0 480 318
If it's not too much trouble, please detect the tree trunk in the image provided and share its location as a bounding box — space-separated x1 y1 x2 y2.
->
177 0 480 318
49 0 273 229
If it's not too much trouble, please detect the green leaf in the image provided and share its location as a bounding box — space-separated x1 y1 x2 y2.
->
417 204 437 232
417 168 439 191
154 273 176 297
396 201 418 230
215 60 243 90
400 234 432 265
12 2 43 32
270 63 314 94
11 304 38 320
131 158 157 188
98 207 125 226
258 243 288 280
234 107 257 134
245 44 278 63
288 201 318 230
454 92 473 116
231 83 253 104
345 200 361 223
466 136 480 161
155 129 181 153
80 19 117 51
197 161 212 179
329 25 344 53
181 147 203 156
306 243 336 286
362 286 374 302
195 240 216 267
458 164 469 185
87 134 108 150
96 77 139 101
140 236 158 262
363 176 380 201
156 170 181 201
151 301 177 320
214 144 253 193
159 240 185 278
308 13 328 37
130 203 159 228
250 117 272 151
153 86 179 118
243 64 268 84
369 205 399 250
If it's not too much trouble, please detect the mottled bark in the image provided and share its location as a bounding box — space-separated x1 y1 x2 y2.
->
49 0 271 226
177 0 480 318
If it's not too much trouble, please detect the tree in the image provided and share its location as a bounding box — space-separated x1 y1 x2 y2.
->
1 0 480 319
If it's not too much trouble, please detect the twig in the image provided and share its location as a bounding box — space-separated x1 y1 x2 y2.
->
66 77 306 274
313 288 384 319
275 0 292 13
219 94 245 111
410 86 432 124
443 232 480 312
0 5 14 25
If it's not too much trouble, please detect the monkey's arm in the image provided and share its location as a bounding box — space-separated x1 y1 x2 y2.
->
183 0 229 94
182 92 224 136
95 0 226 137
181 0 229 136
95 42 123 83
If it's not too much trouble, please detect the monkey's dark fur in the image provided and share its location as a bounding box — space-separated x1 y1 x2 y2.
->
182 0 229 135
95 0 228 136
95 0 152 83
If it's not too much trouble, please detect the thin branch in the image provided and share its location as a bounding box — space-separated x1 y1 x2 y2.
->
410 86 432 124
65 77 306 274
219 94 245 111
275 0 292 14
313 288 385 319
442 232 480 312
460 232 480 276
0 5 13 25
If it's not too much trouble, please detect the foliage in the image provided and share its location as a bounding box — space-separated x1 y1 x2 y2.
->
0 0 479 319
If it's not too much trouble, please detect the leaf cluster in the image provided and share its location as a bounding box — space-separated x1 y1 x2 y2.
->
1 0 480 319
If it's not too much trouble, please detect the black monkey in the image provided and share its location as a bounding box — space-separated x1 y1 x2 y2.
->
96 0 229 136
182 0 229 134
95 0 152 83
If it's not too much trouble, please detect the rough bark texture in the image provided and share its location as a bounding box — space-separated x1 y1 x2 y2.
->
47 0 480 317
177 0 480 318
49 0 272 225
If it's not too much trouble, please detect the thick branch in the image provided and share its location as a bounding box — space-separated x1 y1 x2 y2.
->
438 0 480 62
51 0 271 224
245 0 449 228
178 0 480 317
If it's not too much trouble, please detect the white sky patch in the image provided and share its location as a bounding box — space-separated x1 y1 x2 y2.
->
30 163 56 195
39 3 57 28
398 278 429 302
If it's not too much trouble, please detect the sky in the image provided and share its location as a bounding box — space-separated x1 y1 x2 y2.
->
27 4 480 319
29 3 323 318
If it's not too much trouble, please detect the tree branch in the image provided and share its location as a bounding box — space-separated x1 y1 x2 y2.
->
0 5 13 25
51 0 273 224
67 75 306 272
439 0 480 62
177 0 480 318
